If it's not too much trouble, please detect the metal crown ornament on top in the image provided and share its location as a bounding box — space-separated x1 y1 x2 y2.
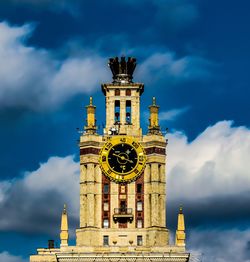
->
108 56 136 84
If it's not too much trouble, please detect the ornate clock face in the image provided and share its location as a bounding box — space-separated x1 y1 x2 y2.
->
99 136 146 183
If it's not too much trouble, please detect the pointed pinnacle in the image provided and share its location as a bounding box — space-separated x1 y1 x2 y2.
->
152 97 156 106
63 204 67 214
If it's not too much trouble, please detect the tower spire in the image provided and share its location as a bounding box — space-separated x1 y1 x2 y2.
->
84 96 97 134
60 204 69 247
175 206 186 247
148 97 160 134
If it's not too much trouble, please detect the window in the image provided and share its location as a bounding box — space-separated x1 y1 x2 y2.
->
137 219 143 228
137 184 142 194
126 100 131 124
137 201 142 211
103 219 109 228
137 236 143 246
120 185 126 194
103 202 109 211
126 89 131 96
104 184 109 194
120 200 126 213
103 235 109 246
115 100 120 122
115 89 120 96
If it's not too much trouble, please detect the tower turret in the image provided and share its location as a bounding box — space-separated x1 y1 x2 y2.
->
84 96 97 134
148 97 160 134
102 56 144 137
175 206 186 247
60 204 69 247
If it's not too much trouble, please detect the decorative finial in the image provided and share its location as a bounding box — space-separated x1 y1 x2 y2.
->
63 204 67 214
153 97 156 106
179 205 183 214
89 96 93 105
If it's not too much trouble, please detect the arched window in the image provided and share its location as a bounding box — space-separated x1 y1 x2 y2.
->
126 100 131 124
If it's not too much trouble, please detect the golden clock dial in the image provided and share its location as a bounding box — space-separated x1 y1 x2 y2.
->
99 136 146 183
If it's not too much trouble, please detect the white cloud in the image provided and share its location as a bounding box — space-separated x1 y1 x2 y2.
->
1 120 249 235
143 106 189 125
0 155 79 234
136 52 213 85
167 120 250 200
0 22 108 110
0 251 26 262
159 106 190 121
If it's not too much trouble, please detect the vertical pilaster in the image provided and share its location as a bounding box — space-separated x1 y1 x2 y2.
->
144 164 151 227
95 166 102 228
151 163 160 227
127 182 135 228
86 163 95 227
110 182 119 228
160 164 166 227
80 164 87 227
131 95 140 131
120 99 126 125
106 96 115 129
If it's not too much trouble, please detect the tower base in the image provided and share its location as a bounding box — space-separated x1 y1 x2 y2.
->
30 246 190 262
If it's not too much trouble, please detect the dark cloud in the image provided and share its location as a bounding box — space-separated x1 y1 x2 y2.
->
168 192 250 230
188 229 250 262
244 240 250 260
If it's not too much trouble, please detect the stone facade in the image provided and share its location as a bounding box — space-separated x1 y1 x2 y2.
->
30 57 189 262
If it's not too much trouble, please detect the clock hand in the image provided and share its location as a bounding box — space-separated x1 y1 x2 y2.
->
113 153 122 158
125 158 133 164
113 153 133 163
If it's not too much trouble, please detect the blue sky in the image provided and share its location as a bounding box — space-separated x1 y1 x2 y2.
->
0 1 250 261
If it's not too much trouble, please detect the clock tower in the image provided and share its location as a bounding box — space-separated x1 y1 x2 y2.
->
30 57 190 262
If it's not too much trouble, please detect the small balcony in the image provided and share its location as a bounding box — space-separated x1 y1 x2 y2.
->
113 208 133 223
